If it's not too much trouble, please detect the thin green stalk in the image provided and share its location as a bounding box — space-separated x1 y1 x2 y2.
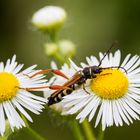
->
25 127 45 140
49 30 66 64
81 119 96 140
54 53 65 64
22 115 46 140
70 120 84 140
50 30 57 43
98 125 104 140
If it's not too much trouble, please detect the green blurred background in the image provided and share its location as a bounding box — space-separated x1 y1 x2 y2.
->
0 0 140 139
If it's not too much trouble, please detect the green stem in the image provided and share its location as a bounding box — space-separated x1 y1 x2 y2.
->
98 125 104 140
54 53 65 64
49 30 65 64
81 119 96 140
25 127 45 140
21 115 46 140
70 120 84 140
50 30 57 43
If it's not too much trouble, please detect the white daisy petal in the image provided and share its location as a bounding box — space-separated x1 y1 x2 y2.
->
95 101 104 128
3 102 14 131
67 96 92 114
12 99 33 122
113 50 121 66
69 59 81 71
86 57 94 66
88 97 101 122
116 99 129 125
4 59 10 72
80 62 89 68
90 56 99 66
76 96 98 120
128 67 140 76
123 55 139 70
0 62 4 72
108 53 113 66
112 101 123 126
16 97 41 114
121 54 131 67
127 58 140 73
118 99 132 124
51 61 58 69
0 104 5 136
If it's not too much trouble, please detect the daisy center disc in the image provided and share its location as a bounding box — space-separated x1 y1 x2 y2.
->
90 69 128 99
0 72 19 102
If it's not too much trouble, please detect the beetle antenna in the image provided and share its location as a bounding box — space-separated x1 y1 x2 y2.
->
98 41 119 67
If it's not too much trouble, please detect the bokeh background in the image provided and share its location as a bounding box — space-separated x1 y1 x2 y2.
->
0 0 140 140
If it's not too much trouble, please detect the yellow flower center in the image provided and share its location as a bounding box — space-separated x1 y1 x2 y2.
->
90 69 128 99
0 72 19 102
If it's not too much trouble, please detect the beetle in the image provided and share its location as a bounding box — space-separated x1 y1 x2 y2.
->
20 41 126 106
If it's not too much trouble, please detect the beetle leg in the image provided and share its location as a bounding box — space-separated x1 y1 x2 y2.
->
22 69 69 80
18 85 71 91
82 84 90 94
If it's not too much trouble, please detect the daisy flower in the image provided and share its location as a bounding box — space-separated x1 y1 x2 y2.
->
47 50 140 130
0 55 47 136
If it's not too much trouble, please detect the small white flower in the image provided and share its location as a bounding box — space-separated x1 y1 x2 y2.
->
32 6 67 31
0 55 47 136
46 50 140 130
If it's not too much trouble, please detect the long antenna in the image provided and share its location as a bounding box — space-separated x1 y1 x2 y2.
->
98 40 119 67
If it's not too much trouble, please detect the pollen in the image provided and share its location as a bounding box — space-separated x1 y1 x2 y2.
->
0 72 19 102
90 69 128 100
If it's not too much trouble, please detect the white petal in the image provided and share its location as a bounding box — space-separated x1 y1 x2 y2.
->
90 56 99 66
121 54 131 67
95 101 104 127
12 98 33 122
0 62 4 72
86 57 94 66
123 55 139 70
0 104 5 136
16 97 41 114
118 99 132 124
69 59 81 71
116 101 129 125
76 96 98 120
80 62 89 68
3 102 14 131
51 61 58 69
113 50 121 67
112 101 123 126
88 97 101 122
67 96 93 114
127 58 140 73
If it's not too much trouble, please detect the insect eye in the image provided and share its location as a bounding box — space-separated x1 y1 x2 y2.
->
95 69 99 73
94 68 102 73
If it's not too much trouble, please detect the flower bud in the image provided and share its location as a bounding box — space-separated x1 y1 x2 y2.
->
32 6 67 31
44 43 58 56
59 40 76 57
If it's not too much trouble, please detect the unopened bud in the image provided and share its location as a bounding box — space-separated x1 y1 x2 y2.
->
44 43 58 56
32 6 67 32
59 40 76 57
